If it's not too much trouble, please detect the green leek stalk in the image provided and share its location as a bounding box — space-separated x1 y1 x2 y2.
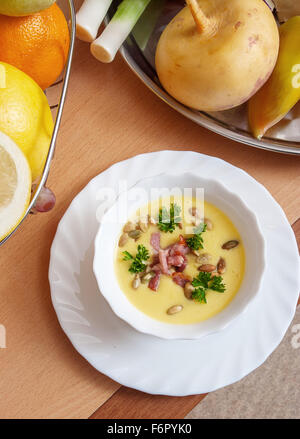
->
133 0 165 51
91 0 151 63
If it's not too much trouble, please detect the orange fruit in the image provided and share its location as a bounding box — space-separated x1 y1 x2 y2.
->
0 4 70 90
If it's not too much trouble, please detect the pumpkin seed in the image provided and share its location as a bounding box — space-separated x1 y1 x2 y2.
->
118 233 128 247
198 264 216 272
132 275 141 289
196 253 212 265
148 215 156 225
138 220 148 233
123 221 136 233
128 229 142 240
167 305 183 315
141 272 155 283
189 207 199 217
217 257 226 274
222 240 239 250
204 217 213 231
192 217 202 226
184 283 194 300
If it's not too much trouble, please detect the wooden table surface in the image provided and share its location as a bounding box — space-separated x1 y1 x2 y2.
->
0 27 299 418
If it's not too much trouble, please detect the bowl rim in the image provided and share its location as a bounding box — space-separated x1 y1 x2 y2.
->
93 171 266 340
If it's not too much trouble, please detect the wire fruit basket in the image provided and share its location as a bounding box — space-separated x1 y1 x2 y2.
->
0 0 76 247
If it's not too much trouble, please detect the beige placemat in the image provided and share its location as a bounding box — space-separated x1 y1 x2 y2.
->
186 307 300 419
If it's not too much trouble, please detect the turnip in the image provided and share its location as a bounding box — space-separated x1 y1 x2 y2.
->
155 0 280 112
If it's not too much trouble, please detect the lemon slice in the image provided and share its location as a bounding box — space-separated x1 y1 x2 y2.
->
0 131 31 241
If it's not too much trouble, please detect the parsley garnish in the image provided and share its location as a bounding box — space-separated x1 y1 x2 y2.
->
157 203 181 233
192 287 207 304
210 275 226 293
191 271 226 303
186 223 207 250
123 245 150 274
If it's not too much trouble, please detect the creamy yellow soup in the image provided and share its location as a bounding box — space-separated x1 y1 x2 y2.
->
115 197 245 325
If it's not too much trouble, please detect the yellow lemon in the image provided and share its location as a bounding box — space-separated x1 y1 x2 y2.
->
0 130 31 241
0 62 53 181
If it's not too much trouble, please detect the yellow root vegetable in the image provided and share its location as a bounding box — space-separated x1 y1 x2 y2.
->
155 0 279 112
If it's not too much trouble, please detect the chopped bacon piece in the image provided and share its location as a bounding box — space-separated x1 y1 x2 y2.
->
150 232 160 253
167 255 184 267
175 255 187 272
159 248 170 274
150 254 159 266
178 235 187 246
150 254 161 273
169 241 189 257
148 233 190 292
148 271 161 291
151 264 162 272
172 272 190 288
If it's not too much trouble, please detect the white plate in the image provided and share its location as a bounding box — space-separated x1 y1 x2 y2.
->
49 151 300 395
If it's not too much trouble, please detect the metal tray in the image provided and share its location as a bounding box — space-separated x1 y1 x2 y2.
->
0 0 76 246
108 0 300 155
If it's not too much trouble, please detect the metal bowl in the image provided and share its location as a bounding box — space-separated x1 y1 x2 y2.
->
108 0 300 155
